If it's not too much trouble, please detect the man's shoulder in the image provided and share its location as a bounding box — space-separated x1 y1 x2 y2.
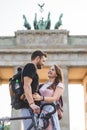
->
22 63 36 77
23 63 36 74
24 63 35 69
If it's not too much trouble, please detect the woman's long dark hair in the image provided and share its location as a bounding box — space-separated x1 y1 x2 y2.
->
48 65 64 91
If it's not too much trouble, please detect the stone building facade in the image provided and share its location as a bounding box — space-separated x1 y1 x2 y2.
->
0 29 87 130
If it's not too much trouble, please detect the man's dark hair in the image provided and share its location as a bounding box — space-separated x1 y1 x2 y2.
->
31 50 47 60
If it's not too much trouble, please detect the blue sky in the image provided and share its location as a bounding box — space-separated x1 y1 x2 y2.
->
0 0 87 36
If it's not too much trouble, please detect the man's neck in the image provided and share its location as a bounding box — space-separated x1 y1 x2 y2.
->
31 61 37 69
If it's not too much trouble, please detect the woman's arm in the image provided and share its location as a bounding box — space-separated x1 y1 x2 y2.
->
44 87 64 102
33 86 64 102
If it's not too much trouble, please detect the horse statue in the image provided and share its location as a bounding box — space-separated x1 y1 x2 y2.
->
23 15 31 30
33 12 51 30
54 13 63 29
33 13 39 29
45 12 51 29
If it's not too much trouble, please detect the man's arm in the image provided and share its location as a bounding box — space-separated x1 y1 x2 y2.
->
23 76 40 113
23 76 34 105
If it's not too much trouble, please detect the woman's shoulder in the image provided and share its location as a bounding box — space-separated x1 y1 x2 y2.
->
39 81 49 88
56 82 64 89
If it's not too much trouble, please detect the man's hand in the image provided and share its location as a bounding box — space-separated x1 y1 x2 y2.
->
30 103 40 114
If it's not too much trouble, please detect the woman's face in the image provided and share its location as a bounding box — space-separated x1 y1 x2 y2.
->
48 66 57 78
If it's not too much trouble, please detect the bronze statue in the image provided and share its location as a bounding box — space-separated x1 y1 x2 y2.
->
54 13 63 29
33 13 39 30
33 3 51 30
23 15 31 30
33 12 51 30
38 3 45 13
22 4 63 30
45 12 51 29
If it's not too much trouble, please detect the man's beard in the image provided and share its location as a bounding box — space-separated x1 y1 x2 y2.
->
37 63 42 69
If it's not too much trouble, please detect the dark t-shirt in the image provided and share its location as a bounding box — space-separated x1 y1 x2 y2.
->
22 63 40 106
22 63 39 94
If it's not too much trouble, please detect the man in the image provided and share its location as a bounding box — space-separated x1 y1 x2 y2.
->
21 50 47 130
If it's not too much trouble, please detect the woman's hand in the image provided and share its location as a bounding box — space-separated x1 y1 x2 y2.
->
33 93 43 101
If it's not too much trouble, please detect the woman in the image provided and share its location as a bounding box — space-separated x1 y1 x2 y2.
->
33 65 64 130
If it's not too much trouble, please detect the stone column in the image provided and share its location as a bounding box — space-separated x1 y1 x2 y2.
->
10 66 23 130
10 108 23 130
60 66 70 130
83 74 87 130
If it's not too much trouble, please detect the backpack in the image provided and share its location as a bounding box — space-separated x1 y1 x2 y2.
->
9 67 28 109
56 96 63 120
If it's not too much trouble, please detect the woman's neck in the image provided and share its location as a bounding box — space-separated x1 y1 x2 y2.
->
48 78 55 83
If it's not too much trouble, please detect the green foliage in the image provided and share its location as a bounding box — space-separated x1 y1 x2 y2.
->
4 125 10 130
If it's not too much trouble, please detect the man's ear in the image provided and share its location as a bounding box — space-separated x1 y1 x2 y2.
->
36 56 40 61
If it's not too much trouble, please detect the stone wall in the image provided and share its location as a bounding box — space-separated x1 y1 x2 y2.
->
0 30 87 67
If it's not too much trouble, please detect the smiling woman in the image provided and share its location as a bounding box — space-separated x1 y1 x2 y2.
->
0 84 11 118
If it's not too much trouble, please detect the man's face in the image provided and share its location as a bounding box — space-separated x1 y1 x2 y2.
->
37 56 47 69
